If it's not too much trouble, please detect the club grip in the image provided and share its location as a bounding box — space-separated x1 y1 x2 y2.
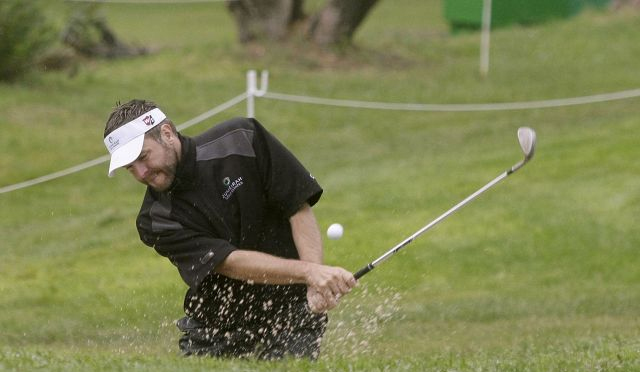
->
354 264 374 280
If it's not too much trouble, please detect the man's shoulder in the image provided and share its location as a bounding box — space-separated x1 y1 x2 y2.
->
190 117 262 162
138 187 162 211
194 117 258 145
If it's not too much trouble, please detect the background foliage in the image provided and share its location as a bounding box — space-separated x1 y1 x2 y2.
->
0 0 56 81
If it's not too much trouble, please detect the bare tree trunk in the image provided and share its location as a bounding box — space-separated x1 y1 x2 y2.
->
309 0 379 46
226 0 305 43
613 0 640 8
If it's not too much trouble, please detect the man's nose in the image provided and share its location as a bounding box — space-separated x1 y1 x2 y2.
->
129 162 148 180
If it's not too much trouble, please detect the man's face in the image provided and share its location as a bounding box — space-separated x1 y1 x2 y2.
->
125 133 179 192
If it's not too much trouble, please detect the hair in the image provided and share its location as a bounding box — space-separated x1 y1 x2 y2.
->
103 99 177 141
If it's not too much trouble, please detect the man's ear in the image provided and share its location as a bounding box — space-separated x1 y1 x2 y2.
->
160 123 175 142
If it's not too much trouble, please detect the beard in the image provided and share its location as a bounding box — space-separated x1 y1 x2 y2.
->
146 142 180 192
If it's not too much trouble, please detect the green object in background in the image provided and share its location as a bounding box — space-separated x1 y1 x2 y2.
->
444 0 611 32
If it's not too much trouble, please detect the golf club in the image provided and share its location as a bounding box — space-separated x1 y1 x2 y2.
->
354 127 537 280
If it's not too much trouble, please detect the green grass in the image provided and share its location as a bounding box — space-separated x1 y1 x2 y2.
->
2 1 640 371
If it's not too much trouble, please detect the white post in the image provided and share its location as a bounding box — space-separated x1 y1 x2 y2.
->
246 70 269 118
246 70 257 118
480 0 492 78
256 70 269 97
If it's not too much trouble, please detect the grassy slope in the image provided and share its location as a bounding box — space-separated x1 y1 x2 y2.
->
1 1 640 371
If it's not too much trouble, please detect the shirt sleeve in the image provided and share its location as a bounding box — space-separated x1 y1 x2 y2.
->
249 118 323 218
136 193 236 289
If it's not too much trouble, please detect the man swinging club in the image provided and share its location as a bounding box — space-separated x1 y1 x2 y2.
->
103 99 356 359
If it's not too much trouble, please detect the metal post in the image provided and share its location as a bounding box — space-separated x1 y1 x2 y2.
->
246 70 269 118
246 70 257 117
480 0 492 78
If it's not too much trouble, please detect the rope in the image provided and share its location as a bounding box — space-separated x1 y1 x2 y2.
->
0 93 247 194
0 155 111 195
4 85 640 194
262 88 640 112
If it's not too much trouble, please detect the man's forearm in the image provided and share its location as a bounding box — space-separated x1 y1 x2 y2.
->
216 249 313 285
217 248 354 300
289 203 323 264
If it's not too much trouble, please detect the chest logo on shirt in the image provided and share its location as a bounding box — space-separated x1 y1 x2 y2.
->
222 176 244 200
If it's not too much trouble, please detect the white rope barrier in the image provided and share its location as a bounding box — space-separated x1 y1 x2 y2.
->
177 92 247 131
0 155 111 195
262 88 640 112
3 66 640 195
0 93 247 194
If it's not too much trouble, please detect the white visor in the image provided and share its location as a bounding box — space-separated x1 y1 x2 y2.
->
104 108 166 177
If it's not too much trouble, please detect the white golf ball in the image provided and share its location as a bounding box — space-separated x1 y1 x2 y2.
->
327 223 344 240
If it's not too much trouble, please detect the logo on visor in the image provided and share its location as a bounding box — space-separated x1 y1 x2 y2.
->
107 136 119 151
142 115 155 126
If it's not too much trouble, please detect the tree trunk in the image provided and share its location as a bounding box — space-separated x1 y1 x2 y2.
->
309 0 379 46
226 0 305 43
226 0 379 46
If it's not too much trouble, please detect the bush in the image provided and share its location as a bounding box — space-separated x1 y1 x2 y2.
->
0 0 56 82
62 3 147 59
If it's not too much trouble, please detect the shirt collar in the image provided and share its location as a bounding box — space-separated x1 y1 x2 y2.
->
167 134 197 193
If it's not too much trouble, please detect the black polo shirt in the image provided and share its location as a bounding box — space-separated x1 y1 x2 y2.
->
136 117 323 292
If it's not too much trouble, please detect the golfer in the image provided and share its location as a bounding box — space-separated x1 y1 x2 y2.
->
103 99 356 359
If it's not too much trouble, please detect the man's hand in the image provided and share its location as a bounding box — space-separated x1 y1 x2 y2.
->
305 265 356 313
307 286 328 313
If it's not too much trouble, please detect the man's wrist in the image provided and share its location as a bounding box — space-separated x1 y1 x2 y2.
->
299 260 317 285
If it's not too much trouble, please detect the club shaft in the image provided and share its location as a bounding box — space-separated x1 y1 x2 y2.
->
354 166 516 280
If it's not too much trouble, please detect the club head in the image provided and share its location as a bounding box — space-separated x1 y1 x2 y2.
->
517 127 536 162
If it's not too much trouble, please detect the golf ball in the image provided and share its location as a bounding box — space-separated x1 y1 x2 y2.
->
327 223 344 240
